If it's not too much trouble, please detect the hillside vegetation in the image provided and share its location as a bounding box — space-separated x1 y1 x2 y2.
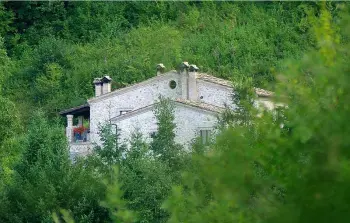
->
1 2 350 223
1 1 317 119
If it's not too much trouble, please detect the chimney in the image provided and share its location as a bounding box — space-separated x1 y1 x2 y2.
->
93 78 102 97
101 76 112 94
180 61 190 99
156 63 165 75
188 64 199 101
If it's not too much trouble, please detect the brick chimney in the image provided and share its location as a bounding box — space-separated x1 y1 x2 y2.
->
180 61 190 99
101 76 112 94
93 78 102 97
188 64 199 101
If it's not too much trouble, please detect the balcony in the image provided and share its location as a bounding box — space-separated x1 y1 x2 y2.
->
73 126 90 143
60 103 91 143
60 104 93 157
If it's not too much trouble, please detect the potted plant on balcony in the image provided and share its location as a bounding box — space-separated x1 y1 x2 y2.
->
73 126 87 142
82 120 90 142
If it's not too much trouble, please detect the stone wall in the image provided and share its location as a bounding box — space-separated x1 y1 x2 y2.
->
197 80 235 109
69 142 92 156
88 71 183 145
173 104 218 148
113 103 218 148
86 69 276 149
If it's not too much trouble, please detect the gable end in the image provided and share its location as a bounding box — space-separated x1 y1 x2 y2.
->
88 70 179 103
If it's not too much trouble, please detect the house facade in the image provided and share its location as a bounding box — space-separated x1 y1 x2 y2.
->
60 62 274 156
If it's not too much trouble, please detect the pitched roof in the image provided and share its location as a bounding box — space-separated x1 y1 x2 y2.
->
61 70 274 116
88 70 273 104
175 98 224 113
59 103 90 116
110 98 221 122
88 70 179 103
197 73 232 87
196 73 273 97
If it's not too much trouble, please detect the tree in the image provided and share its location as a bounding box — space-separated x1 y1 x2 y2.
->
1 2 324 119
119 131 173 223
101 167 137 223
91 124 176 223
0 36 11 92
217 75 256 128
0 111 71 222
0 112 109 223
164 4 350 223
0 96 21 188
92 123 126 179
0 37 22 188
150 96 183 170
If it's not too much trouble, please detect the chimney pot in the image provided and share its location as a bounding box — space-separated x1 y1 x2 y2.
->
179 61 190 71
101 75 112 94
189 64 199 72
156 63 166 75
93 78 102 97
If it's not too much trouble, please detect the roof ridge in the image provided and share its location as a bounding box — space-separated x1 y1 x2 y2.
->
175 98 224 113
196 72 273 97
111 98 222 121
88 70 178 103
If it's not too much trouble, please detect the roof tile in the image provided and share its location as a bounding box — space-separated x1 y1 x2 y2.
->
175 98 224 113
197 73 273 97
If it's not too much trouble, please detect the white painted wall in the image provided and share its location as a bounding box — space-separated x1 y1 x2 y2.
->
112 103 218 148
197 80 236 109
89 71 182 144
69 142 92 156
173 104 218 148
85 70 275 150
113 107 157 145
197 80 278 111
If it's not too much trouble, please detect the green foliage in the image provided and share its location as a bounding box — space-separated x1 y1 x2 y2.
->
0 112 109 222
151 97 179 162
0 2 323 119
179 2 315 86
217 75 256 128
0 38 22 191
0 97 21 187
126 131 149 161
0 36 11 91
0 3 13 36
2 2 350 223
94 123 125 166
120 131 173 223
0 96 20 145
92 102 183 223
113 97 185 222
0 137 22 189
0 111 70 222
102 167 137 223
34 62 68 117
3 1 68 48
53 209 75 223
164 5 350 223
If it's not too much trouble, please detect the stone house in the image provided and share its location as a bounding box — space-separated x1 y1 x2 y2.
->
60 62 274 156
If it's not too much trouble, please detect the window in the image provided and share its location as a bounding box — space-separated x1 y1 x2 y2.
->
120 110 129 115
200 129 212 144
118 108 132 116
169 80 177 89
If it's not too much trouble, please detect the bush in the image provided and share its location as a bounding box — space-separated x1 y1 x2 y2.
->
164 4 350 223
